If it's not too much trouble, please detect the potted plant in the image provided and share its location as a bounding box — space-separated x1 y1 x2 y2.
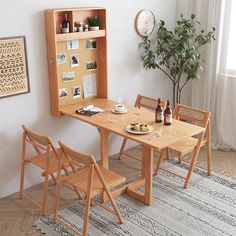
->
88 16 100 31
139 14 215 107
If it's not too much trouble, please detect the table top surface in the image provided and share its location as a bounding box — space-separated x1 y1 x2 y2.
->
60 98 205 150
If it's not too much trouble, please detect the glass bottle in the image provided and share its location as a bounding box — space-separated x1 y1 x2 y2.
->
61 12 70 33
164 100 172 125
155 98 163 123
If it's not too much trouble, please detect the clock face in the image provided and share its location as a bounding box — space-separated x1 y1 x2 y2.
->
136 9 155 37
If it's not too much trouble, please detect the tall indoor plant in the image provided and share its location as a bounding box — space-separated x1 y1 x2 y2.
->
140 14 215 107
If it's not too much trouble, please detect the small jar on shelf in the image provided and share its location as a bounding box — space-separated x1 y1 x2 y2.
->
74 22 79 32
84 24 89 32
78 22 84 32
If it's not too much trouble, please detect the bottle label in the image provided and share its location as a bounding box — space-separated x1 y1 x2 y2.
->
165 114 172 124
156 111 163 122
62 28 69 33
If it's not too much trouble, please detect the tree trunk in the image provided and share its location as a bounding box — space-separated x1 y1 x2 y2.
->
173 83 176 108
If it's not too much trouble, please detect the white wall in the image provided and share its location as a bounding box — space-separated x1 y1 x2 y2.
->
0 0 176 197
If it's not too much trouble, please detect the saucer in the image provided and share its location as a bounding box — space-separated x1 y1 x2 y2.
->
112 108 128 114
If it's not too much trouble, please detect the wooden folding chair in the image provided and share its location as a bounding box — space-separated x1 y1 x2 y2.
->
54 141 126 236
20 125 76 215
154 104 211 188
118 94 167 161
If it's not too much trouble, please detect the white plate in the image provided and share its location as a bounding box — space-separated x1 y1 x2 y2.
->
126 125 153 134
112 108 128 114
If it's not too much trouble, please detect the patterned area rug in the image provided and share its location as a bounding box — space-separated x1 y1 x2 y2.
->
32 161 236 236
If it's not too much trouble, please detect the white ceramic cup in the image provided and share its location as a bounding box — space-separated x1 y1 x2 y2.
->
115 104 125 112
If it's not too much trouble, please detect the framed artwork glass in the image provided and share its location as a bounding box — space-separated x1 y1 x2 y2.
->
0 36 30 98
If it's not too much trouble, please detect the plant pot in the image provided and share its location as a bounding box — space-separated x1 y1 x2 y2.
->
89 26 99 31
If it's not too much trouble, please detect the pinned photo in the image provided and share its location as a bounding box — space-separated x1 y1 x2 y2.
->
86 61 97 71
63 71 75 82
72 86 81 98
66 40 79 50
70 54 79 67
86 39 97 49
57 53 66 64
59 88 68 98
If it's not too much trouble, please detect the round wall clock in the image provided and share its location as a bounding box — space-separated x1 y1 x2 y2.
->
135 9 155 37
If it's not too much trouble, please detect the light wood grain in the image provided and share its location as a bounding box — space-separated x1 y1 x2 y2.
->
154 103 211 188
45 8 107 117
54 141 126 235
1 147 235 236
60 98 205 204
118 94 166 161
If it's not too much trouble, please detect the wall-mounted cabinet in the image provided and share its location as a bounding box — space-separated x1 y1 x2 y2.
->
45 7 107 117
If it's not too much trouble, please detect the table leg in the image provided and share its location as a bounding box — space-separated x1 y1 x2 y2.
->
143 144 153 205
99 129 109 169
127 144 153 205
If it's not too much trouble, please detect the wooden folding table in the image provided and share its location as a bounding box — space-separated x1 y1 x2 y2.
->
61 98 205 205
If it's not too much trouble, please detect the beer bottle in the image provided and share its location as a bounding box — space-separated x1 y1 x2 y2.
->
155 98 163 123
164 100 172 125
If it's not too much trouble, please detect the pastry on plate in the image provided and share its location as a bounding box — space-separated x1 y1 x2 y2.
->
140 124 149 132
130 123 140 131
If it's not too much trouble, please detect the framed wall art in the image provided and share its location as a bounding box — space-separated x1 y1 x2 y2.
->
0 36 30 98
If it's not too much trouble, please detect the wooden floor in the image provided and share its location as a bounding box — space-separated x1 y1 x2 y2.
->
0 146 235 236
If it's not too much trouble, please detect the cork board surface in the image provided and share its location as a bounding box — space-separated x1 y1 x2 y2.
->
0 36 30 98
56 38 98 107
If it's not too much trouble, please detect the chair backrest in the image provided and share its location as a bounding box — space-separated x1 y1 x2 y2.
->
58 141 96 168
134 94 166 111
21 124 56 156
173 104 211 128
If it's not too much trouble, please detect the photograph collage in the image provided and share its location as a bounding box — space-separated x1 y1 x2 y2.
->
57 39 97 100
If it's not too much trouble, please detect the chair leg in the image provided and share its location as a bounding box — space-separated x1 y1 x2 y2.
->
20 160 26 199
42 174 49 215
207 143 212 176
105 187 124 224
96 165 124 224
118 138 127 160
54 182 60 223
82 190 92 236
184 133 204 188
154 148 166 175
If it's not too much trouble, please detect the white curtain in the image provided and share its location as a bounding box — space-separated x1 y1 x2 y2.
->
176 0 236 151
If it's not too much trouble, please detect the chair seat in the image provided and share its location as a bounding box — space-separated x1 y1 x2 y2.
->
168 137 206 154
62 166 126 196
29 148 71 173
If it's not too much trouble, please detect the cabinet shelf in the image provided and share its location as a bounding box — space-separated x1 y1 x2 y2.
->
56 30 106 41
45 7 107 117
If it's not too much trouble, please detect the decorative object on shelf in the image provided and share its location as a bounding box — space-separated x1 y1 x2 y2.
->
139 14 215 107
78 22 83 32
0 36 30 99
135 9 155 37
74 22 79 32
61 12 70 33
84 24 89 32
88 16 100 31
